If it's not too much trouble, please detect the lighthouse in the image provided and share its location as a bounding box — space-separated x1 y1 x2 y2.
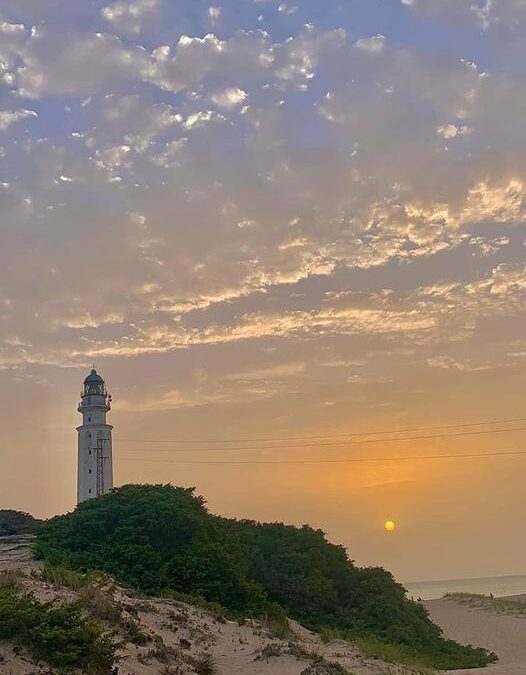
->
77 369 114 504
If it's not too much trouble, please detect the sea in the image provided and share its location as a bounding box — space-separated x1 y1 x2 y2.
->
404 574 526 601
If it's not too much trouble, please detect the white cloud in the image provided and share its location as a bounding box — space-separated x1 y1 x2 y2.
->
0 109 37 130
101 0 160 34
211 87 247 108
224 361 305 381
208 6 221 22
14 31 149 98
278 3 298 15
0 21 26 34
354 34 386 53
436 124 472 139
407 0 526 36
0 6 524 382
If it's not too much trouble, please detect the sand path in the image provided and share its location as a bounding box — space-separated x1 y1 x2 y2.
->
0 535 40 573
427 596 526 675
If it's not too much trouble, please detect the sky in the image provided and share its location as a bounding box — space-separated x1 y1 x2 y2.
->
0 0 525 583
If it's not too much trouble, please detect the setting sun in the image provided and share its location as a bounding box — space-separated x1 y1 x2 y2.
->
384 520 396 533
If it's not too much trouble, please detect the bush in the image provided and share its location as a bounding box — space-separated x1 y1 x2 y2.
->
262 613 292 639
121 616 150 645
352 633 494 671
0 586 115 673
40 563 90 590
35 484 496 670
190 652 218 675
0 510 41 536
79 584 123 623
301 660 349 675
0 570 23 590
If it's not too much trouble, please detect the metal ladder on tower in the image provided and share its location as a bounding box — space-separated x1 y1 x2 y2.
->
96 438 106 496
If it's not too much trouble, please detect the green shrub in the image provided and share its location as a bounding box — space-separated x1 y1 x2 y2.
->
262 613 292 639
0 510 41 536
0 569 24 590
35 484 497 671
0 586 115 673
40 563 90 590
352 633 494 671
320 627 344 643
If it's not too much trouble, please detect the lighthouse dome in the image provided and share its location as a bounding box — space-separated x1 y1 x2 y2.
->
84 369 104 384
83 369 107 396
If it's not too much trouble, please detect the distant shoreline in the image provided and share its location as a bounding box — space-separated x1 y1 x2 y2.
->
405 573 526 601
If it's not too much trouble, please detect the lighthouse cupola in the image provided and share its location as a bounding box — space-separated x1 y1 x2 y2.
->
78 369 111 421
76 369 114 504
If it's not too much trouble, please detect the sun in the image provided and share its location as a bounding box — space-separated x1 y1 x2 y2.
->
384 520 396 532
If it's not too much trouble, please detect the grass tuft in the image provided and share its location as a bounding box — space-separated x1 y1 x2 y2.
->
353 635 437 674
40 563 90 590
191 652 218 675
300 656 350 675
445 592 526 615
0 569 24 590
262 613 292 639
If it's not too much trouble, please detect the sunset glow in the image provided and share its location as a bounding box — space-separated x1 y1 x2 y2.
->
0 0 525 586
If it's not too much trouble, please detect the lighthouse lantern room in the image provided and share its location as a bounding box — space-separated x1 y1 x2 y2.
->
77 369 114 504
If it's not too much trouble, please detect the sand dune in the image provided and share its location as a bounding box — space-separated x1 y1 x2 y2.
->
427 596 526 675
5 534 525 675
0 535 416 675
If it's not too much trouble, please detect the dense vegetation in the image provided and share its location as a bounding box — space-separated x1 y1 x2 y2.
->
35 484 495 670
0 585 114 673
0 510 41 536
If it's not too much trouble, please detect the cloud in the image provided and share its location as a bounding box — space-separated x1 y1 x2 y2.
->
13 30 149 97
224 362 306 381
0 109 37 130
0 1 524 388
407 0 526 38
101 0 161 34
211 87 248 108
426 356 496 371
355 34 386 53
208 6 221 22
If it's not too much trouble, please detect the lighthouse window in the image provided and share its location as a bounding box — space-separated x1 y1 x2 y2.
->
88 417 91 422
88 469 92 474
88 489 92 494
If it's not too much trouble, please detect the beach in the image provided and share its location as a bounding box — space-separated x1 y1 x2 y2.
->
427 594 526 675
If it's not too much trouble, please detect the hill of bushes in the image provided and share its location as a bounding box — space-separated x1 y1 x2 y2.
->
0 510 41 536
35 484 495 670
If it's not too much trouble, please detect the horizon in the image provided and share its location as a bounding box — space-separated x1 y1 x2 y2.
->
7 486 526 586
1 0 525 585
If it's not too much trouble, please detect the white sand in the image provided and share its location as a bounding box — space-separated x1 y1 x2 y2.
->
427 596 526 675
0 535 417 675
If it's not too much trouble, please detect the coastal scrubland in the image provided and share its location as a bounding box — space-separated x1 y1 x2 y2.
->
34 484 495 671
0 510 41 536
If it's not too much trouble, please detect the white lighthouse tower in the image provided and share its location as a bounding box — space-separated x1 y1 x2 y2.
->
77 369 114 504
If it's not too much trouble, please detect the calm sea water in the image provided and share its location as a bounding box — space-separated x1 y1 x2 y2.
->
404 574 526 600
